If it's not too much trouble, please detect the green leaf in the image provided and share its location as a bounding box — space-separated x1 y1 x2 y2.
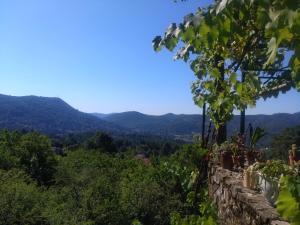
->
236 83 243 95
229 73 237 84
165 38 178 51
223 18 231 32
182 27 195 42
199 21 210 37
276 176 300 225
264 37 278 66
278 28 293 43
210 68 221 79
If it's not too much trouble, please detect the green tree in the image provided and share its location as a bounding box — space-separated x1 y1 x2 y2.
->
268 126 300 160
44 149 125 225
0 131 20 169
17 132 57 185
85 132 117 153
119 162 181 225
153 0 300 143
276 175 300 225
0 131 57 185
0 169 47 225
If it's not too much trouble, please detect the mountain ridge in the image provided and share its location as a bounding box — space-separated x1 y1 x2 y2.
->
0 94 299 145
94 111 300 144
0 94 125 135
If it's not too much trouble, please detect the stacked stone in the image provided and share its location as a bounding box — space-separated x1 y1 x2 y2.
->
208 164 290 225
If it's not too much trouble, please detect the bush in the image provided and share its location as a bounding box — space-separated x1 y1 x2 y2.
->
0 169 46 225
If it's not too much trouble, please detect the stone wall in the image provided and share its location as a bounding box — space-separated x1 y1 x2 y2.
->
208 164 290 225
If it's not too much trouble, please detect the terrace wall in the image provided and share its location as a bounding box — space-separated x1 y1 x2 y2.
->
208 164 290 225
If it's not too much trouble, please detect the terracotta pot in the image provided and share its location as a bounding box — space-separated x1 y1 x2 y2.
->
220 151 233 170
246 151 256 166
239 154 245 168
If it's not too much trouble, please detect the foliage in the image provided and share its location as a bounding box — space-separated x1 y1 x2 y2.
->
250 127 266 149
153 0 300 129
119 162 181 225
0 169 46 225
218 140 236 152
268 126 300 160
170 200 217 225
260 160 296 181
85 132 117 153
17 132 57 185
276 175 300 225
160 145 218 225
0 129 216 225
0 131 57 185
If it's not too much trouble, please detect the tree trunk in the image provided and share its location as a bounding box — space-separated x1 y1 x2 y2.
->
217 124 227 144
240 72 246 135
240 109 245 135
215 55 227 144
201 103 206 147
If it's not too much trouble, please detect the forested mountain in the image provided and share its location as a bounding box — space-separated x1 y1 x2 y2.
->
95 111 300 144
0 94 299 145
0 94 123 134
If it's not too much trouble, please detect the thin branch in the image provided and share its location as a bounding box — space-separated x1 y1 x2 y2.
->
246 68 290 72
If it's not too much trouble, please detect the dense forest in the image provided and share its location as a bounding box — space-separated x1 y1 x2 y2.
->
0 130 217 225
0 126 298 225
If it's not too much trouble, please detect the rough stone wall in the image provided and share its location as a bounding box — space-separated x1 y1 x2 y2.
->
208 164 290 225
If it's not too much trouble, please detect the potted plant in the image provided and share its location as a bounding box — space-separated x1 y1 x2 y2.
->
258 160 295 206
232 147 245 170
221 150 233 170
230 135 245 169
243 162 263 190
218 141 234 170
247 127 266 166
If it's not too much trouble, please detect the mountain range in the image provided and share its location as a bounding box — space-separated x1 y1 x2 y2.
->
94 111 300 143
0 94 299 144
0 94 123 135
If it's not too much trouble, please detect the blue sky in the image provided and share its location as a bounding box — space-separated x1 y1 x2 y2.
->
0 0 299 115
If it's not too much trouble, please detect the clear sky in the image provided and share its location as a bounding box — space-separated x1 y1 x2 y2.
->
0 0 299 115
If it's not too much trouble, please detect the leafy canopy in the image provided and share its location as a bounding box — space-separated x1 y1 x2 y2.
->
153 0 300 128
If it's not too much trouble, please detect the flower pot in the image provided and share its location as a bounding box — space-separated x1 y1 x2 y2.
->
246 151 256 166
258 174 279 206
220 151 233 170
239 154 245 168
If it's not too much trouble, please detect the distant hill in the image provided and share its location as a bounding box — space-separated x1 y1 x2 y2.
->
94 111 201 135
0 94 124 135
0 94 299 145
94 111 300 144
